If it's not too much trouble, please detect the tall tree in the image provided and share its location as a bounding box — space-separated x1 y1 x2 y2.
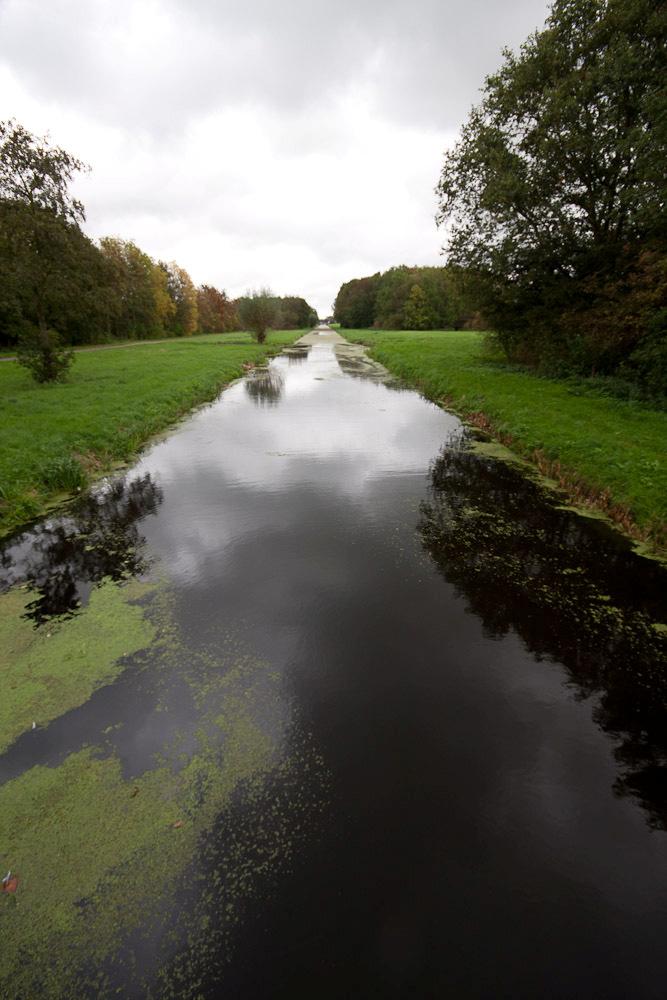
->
0 120 92 372
160 261 198 336
98 238 175 339
333 274 380 328
197 285 237 332
436 0 667 376
403 284 433 330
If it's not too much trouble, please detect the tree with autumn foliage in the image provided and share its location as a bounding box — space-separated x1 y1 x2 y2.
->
159 261 198 336
197 285 238 333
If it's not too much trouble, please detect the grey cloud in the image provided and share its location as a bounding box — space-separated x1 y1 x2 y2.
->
0 0 551 314
2 0 550 135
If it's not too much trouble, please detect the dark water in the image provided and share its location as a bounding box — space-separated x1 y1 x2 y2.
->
2 336 667 998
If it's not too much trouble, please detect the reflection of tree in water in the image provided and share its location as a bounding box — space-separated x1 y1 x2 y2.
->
285 347 309 365
0 474 163 624
244 368 284 406
418 445 667 829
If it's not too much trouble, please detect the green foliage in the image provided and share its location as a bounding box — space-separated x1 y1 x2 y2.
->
274 296 318 329
0 121 105 350
403 284 434 330
98 238 176 341
237 288 278 343
0 119 232 350
16 326 74 383
333 265 482 330
333 273 380 327
235 292 318 336
620 308 667 400
436 0 667 381
0 119 87 222
343 329 667 546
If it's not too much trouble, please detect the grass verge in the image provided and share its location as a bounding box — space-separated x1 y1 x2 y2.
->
0 330 301 538
343 329 667 553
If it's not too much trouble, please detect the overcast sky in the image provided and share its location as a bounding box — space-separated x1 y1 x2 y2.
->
0 0 550 316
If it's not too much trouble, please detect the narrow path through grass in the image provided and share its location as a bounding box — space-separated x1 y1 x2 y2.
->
0 331 300 538
344 330 667 553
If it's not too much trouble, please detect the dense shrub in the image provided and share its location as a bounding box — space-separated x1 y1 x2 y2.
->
16 327 74 383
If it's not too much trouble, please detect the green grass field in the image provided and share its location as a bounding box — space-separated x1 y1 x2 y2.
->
344 330 667 551
0 331 300 538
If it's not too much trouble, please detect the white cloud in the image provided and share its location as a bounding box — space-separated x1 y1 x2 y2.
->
0 0 550 315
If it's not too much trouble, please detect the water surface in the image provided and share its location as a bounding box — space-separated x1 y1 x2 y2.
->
1 334 666 998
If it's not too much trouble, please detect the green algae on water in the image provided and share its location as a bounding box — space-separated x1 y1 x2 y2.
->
0 606 331 1000
0 578 157 753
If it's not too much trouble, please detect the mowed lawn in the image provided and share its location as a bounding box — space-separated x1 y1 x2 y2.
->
344 330 667 548
0 331 300 537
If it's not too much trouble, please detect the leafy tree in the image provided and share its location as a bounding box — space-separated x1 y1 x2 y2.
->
333 274 380 327
403 284 434 330
333 266 477 330
436 0 667 378
98 238 175 339
0 120 90 376
160 261 198 336
0 119 86 222
197 285 238 332
274 295 318 329
237 288 278 343
0 199 110 347
373 266 414 329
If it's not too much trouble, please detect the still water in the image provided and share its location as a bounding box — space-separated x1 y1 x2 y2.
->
1 331 666 998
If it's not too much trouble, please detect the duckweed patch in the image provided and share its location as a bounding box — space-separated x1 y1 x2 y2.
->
0 581 330 999
0 578 157 753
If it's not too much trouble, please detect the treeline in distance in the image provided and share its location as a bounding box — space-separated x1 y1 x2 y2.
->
0 120 317 349
333 265 483 331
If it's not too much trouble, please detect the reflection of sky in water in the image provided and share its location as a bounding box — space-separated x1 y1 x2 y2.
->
2 337 667 995
135 343 461 585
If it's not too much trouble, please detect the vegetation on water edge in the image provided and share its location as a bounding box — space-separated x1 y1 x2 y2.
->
344 330 667 552
0 331 300 538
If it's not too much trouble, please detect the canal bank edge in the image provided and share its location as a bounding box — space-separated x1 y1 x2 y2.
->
334 330 667 566
0 332 305 544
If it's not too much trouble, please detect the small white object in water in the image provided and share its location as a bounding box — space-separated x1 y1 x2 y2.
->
32 721 36 730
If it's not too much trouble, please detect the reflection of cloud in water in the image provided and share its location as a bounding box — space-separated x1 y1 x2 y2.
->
132 344 461 584
142 346 460 488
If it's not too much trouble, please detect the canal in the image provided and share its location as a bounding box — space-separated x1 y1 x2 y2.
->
1 330 666 998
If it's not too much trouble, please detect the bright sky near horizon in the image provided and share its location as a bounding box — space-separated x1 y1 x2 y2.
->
0 0 550 316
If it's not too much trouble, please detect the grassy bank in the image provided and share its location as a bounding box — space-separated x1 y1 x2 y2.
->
344 330 667 552
0 331 300 538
